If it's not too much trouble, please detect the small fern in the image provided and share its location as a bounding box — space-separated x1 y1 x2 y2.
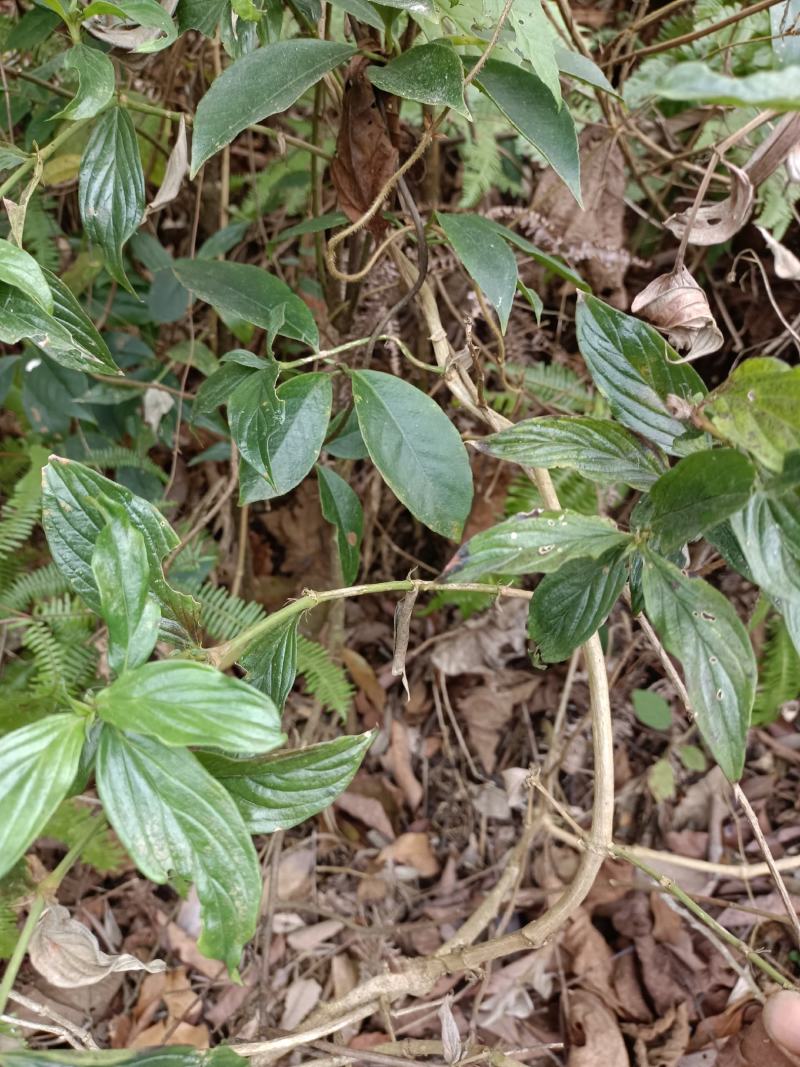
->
505 468 599 517
421 588 498 620
0 445 49 563
0 563 68 614
507 361 594 414
43 799 126 874
197 582 267 642
0 862 31 960
753 616 800 725
22 193 61 274
296 635 354 721
77 445 168 485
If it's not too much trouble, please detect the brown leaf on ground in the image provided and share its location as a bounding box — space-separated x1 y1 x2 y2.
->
160 919 225 981
458 678 537 774
335 779 396 841
430 599 530 678
280 977 323 1031
342 648 386 715
623 1002 690 1067
379 832 439 877
287 919 343 952
131 1021 209 1049
567 990 630 1066
716 998 800 1067
386 720 423 811
563 909 618 1004
331 62 398 237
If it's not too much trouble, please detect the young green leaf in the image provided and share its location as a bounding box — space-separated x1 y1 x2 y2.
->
678 744 708 772
632 688 672 730
555 46 621 98
91 517 160 674
54 42 116 120
641 551 756 781
96 661 285 752
317 466 363 585
472 59 581 204
476 416 664 490
96 729 261 973
173 259 319 349
645 448 755 551
199 733 373 834
227 364 285 486
0 715 86 879
575 294 706 454
0 237 53 312
191 40 354 175
0 1049 246 1067
442 511 630 582
42 458 200 637
437 212 517 331
238 373 332 504
658 61 800 109
78 107 145 292
730 490 800 604
705 358 800 472
240 615 299 710
367 42 469 118
528 547 627 662
351 369 473 540
647 757 676 802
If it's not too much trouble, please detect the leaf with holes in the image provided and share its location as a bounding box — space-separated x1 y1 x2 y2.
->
317 466 363 585
240 615 299 711
641 551 755 781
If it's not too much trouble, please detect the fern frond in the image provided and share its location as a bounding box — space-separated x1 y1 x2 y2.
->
0 564 68 614
0 445 49 563
508 361 594 414
297 635 354 720
78 445 168 485
753 616 800 725
0 862 31 960
421 588 497 620
22 193 61 273
197 582 267 642
17 599 96 697
44 800 126 874
505 468 598 517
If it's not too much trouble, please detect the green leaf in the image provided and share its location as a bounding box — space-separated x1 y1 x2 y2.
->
632 688 672 730
78 108 145 292
511 0 561 103
0 1049 246 1067
555 46 621 98
367 42 469 118
442 510 630 582
42 458 200 636
317 466 363 585
55 43 116 121
641 551 755 781
193 361 254 417
329 0 384 30
575 294 706 454
238 373 332 504
678 744 708 772
97 729 260 972
95 0 178 52
227 363 284 486
351 369 473 540
92 517 160 674
0 237 52 312
730 490 800 605
191 40 354 175
0 715 86 879
473 59 581 205
240 615 299 710
647 758 675 803
199 733 373 834
645 449 755 552
705 358 800 472
527 547 627 662
487 219 589 291
657 61 800 110
437 212 517 330
96 661 284 752
476 416 664 491
173 259 319 349
516 280 542 323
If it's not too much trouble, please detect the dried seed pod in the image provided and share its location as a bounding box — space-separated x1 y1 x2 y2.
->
757 226 800 280
631 266 723 362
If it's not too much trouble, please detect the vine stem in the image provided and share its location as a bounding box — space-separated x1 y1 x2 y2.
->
0 818 100 1016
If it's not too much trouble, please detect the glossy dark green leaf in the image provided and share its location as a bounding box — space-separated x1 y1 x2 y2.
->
575 294 706 454
368 42 469 118
91 517 160 674
199 732 373 834
0 1049 245 1067
96 661 284 752
0 715 86 878
42 458 200 636
193 361 255 417
55 43 116 121
238 373 332 504
646 449 755 552
324 407 368 459
78 108 145 292
240 615 299 710
473 59 581 204
476 416 664 491
96 729 261 972
177 0 228 35
329 0 383 30
705 358 800 472
227 363 284 486
0 237 52 311
442 510 630 582
437 212 517 331
352 369 473 540
528 547 627 662
191 40 354 175
317 466 363 585
658 61 800 109
730 490 800 604
173 259 319 349
641 551 755 781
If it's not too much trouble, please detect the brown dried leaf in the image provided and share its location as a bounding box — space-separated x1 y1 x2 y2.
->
331 65 398 238
458 678 537 774
286 920 343 952
567 990 629 1067
757 227 800 280
430 599 529 678
147 115 188 215
631 266 722 362
130 1021 209 1050
665 163 754 247
30 906 165 989
379 831 439 877
342 648 386 715
161 920 223 981
280 978 322 1031
387 720 423 812
717 999 800 1067
335 788 395 841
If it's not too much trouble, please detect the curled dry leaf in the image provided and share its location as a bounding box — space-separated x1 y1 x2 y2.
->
757 226 800 280
86 0 178 50
147 116 188 216
438 994 462 1065
631 266 723 362
30 905 166 988
665 163 754 247
567 990 628 1067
